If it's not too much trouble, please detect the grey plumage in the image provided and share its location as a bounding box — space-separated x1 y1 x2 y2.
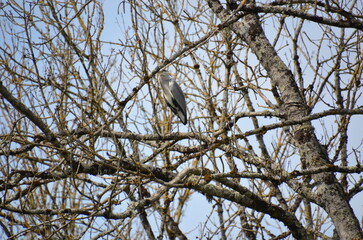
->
158 70 187 125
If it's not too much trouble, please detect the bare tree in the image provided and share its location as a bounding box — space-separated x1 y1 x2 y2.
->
1 0 363 239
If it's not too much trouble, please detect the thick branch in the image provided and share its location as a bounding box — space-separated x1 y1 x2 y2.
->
239 3 363 30
193 178 310 239
0 81 55 141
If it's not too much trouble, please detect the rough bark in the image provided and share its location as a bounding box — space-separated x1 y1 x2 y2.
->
206 0 363 239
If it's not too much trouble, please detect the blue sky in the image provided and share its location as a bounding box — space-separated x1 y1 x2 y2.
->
0 0 362 238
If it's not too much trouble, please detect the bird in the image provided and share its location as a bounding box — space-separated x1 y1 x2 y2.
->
158 70 187 125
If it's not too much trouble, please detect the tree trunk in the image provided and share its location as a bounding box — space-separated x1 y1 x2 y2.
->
207 0 363 239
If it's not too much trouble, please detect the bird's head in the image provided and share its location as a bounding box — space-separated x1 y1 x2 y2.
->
158 70 171 80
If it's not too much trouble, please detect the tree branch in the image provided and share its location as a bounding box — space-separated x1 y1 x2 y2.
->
0 81 55 141
240 2 363 30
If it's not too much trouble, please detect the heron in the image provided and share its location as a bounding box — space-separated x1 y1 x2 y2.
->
158 70 187 125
